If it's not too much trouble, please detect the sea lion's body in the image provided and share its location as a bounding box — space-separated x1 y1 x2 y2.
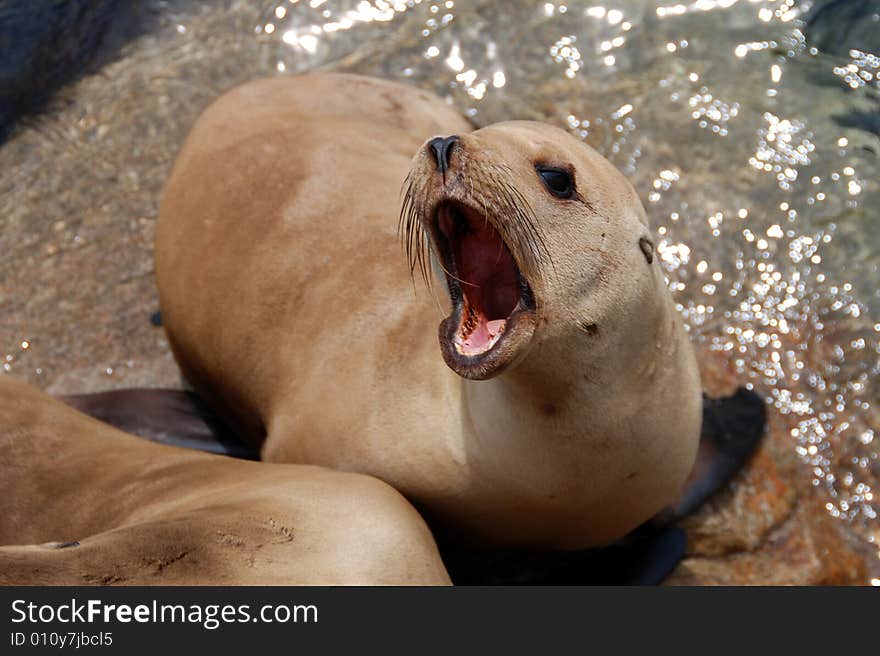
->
0 376 449 585
156 74 702 549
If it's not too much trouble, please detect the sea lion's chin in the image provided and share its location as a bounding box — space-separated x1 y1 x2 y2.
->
433 201 538 380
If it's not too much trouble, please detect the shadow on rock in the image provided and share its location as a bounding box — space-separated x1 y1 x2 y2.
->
0 0 159 141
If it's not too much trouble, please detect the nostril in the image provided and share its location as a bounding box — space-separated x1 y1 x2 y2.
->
427 135 459 174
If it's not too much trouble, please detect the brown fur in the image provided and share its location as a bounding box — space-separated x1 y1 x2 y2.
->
156 74 702 549
0 376 449 585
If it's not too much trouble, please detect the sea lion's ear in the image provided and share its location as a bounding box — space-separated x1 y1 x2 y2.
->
638 237 654 264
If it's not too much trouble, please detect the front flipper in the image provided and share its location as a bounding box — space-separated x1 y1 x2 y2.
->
664 386 767 522
442 524 685 585
60 389 259 460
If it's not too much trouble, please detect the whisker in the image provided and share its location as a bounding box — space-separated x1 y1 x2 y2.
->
399 157 556 299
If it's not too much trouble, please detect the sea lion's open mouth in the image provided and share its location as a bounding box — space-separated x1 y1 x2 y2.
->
432 201 537 378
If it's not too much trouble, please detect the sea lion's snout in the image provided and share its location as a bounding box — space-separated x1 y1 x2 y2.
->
401 133 545 380
427 135 459 174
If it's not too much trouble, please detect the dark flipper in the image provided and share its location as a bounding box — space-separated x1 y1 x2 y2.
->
60 389 259 460
442 524 686 586
664 386 767 522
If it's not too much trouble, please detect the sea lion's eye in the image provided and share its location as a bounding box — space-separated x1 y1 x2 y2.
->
536 166 574 199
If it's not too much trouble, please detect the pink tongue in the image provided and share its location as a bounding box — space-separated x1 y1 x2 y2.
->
461 319 505 354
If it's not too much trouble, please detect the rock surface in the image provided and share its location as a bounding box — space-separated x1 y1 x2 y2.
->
666 347 873 585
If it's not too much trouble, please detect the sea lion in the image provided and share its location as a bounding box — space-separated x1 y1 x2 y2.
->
0 375 450 585
152 73 704 550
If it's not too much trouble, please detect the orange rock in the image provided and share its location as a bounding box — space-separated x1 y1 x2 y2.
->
668 360 871 585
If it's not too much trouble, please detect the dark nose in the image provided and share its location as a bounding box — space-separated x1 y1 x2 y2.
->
427 135 459 174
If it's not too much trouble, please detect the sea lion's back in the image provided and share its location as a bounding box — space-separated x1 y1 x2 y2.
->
167 74 470 164
154 74 468 438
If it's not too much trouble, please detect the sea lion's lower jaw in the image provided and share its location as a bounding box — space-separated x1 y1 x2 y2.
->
432 201 537 380
439 307 536 380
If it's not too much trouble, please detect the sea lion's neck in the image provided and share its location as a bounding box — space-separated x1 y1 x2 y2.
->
462 355 620 448
461 303 681 451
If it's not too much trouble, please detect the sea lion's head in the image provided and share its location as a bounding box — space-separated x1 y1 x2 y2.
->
402 120 657 381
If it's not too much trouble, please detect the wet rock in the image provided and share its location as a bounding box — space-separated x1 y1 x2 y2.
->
669 493 869 585
45 351 182 396
680 446 797 558
833 108 880 138
805 0 880 58
803 1 880 137
665 348 872 585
